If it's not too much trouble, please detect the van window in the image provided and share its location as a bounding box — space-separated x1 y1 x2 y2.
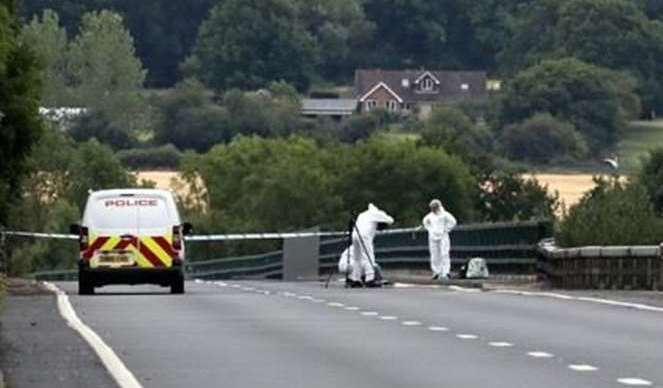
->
87 196 173 230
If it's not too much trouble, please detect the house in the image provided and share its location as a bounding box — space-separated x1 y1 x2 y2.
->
354 69 488 119
301 98 358 119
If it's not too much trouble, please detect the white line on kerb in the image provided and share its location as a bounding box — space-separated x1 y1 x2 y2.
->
494 290 663 313
617 378 653 386
568 364 598 372
43 282 143 388
527 351 554 358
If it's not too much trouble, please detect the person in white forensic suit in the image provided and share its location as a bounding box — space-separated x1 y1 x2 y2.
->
422 199 457 280
349 203 394 288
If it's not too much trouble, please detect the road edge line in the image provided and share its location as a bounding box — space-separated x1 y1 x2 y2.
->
43 282 143 388
493 289 663 313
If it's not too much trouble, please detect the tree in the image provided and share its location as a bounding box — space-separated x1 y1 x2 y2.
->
419 106 494 165
0 0 43 224
339 135 478 223
20 0 216 87
638 148 663 214
68 10 147 128
295 0 374 81
501 0 663 111
188 0 318 91
557 178 663 246
500 58 633 152
479 173 559 222
21 9 69 106
153 79 233 152
500 113 587 163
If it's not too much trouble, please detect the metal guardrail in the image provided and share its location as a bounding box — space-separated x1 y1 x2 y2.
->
27 221 551 281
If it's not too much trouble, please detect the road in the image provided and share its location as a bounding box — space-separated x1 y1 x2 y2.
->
53 280 663 388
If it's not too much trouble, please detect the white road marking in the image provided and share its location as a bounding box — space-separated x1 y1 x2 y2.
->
379 316 398 320
327 302 345 307
568 364 598 372
361 311 379 316
311 298 325 303
401 321 422 326
282 292 297 297
214 281 227 287
231 284 242 289
241 287 254 291
617 378 653 386
43 283 143 388
393 283 441 289
456 334 479 340
344 306 360 311
194 279 203 284
298 295 313 300
527 351 554 358
489 342 513 348
428 326 449 332
449 285 481 293
495 290 663 313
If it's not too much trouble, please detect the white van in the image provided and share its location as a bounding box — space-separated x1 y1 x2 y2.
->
70 189 192 295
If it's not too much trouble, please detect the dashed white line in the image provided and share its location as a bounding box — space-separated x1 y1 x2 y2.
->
489 342 513 348
456 334 479 340
401 321 422 326
241 287 255 291
568 364 598 372
194 279 203 284
427 326 449 332
361 311 379 316
495 289 663 313
298 295 313 300
214 281 228 287
327 302 345 307
311 298 325 303
617 378 653 386
527 351 554 358
379 316 398 320
344 306 360 311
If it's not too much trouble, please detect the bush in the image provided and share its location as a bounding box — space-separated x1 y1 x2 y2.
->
500 113 587 163
479 172 559 222
557 178 663 247
70 110 137 150
117 144 182 170
638 148 663 214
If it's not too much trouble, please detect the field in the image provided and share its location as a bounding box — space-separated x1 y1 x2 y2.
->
617 120 663 174
139 170 601 210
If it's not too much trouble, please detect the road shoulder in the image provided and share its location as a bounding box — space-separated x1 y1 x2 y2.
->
0 279 116 388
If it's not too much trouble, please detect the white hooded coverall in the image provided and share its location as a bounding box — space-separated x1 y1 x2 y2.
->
423 207 457 277
350 204 394 282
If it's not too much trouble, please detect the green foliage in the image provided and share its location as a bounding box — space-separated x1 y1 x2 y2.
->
0 0 43 225
500 58 632 152
340 136 478 224
188 0 318 91
500 113 587 163
20 9 69 106
116 144 182 170
152 79 232 152
6 128 138 274
501 0 663 111
419 106 494 163
557 178 663 246
638 148 663 213
69 109 137 150
479 173 559 222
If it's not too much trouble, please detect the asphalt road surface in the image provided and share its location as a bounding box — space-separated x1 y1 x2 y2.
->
53 280 663 388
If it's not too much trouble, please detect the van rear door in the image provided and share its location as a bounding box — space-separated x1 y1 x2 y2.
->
82 193 178 269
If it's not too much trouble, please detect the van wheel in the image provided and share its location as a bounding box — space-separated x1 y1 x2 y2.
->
171 273 185 294
78 271 95 295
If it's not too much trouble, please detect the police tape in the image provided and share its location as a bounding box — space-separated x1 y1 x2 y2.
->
0 227 422 242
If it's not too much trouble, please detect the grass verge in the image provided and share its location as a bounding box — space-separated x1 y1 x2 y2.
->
618 120 663 174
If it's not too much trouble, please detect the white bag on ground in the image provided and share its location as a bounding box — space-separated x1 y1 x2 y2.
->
463 257 489 279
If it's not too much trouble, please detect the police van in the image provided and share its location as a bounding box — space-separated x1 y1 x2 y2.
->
70 189 192 295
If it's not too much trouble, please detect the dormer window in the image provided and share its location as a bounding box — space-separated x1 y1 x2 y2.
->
421 78 435 91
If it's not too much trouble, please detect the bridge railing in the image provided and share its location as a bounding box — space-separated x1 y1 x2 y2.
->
27 221 551 281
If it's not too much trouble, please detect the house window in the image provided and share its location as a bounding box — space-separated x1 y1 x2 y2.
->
386 100 399 112
365 100 377 112
401 78 410 88
461 83 470 91
421 78 435 91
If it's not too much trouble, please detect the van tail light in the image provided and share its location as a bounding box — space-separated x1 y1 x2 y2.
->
80 227 89 251
172 225 182 251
